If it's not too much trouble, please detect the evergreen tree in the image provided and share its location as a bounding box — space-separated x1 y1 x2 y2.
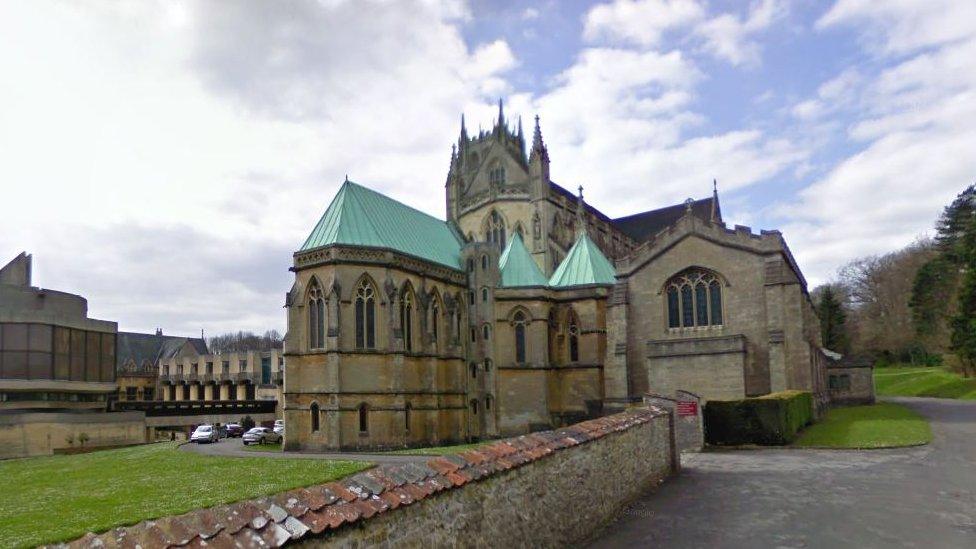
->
817 285 848 353
909 256 957 343
950 210 976 377
935 184 976 261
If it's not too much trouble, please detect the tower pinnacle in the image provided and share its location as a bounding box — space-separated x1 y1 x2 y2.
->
576 185 586 236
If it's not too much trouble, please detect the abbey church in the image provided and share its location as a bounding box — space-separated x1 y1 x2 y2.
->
282 102 830 451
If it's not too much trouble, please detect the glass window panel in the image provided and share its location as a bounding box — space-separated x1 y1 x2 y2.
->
366 299 375 348
667 287 680 328
28 324 52 352
101 333 115 382
680 286 694 327
3 351 28 378
70 329 85 381
28 352 53 379
710 280 723 325
86 332 100 381
695 283 709 326
515 324 525 363
3 323 28 351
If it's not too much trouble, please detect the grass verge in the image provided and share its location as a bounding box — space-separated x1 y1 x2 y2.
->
874 366 976 399
0 442 369 548
382 441 492 456
793 402 932 449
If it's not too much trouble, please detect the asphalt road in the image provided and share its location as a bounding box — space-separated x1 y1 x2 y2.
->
179 436 430 464
587 397 976 549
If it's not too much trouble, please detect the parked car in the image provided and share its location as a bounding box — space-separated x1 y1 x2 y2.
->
190 425 219 444
242 427 281 445
273 419 285 437
225 423 244 438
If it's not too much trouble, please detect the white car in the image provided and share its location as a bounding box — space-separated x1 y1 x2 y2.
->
273 419 285 436
242 427 282 445
190 425 219 444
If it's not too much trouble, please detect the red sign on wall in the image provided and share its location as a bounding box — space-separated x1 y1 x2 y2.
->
676 401 698 417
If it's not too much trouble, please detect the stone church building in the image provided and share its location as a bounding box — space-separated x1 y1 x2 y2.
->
282 103 828 451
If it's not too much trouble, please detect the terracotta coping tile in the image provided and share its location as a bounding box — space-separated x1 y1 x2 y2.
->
379 490 404 509
427 457 460 475
324 482 358 503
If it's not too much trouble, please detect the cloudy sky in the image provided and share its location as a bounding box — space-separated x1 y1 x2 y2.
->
2 0 974 336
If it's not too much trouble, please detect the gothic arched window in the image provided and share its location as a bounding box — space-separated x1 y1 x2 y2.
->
308 282 325 350
404 402 412 432
355 278 376 349
470 362 477 379
666 269 724 328
431 300 440 343
513 311 527 364
400 289 414 352
358 403 369 433
485 210 506 249
310 402 320 432
489 163 505 187
568 314 580 363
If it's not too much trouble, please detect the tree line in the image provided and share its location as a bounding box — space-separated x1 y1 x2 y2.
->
813 184 976 377
207 330 284 354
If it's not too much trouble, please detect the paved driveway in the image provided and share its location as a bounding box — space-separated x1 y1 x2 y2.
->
180 437 429 464
587 398 976 548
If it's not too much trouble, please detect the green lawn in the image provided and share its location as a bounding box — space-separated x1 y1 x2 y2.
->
382 441 493 456
874 366 976 399
0 442 370 548
794 402 932 449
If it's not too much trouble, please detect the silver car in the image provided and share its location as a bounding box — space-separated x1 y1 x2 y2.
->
242 427 281 445
190 424 219 444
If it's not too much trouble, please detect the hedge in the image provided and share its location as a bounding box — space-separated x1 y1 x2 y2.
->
704 390 814 445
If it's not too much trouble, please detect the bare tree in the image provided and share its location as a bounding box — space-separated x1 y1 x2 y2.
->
208 330 283 354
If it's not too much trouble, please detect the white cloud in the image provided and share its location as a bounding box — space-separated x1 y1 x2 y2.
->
583 0 783 66
522 7 540 21
694 0 784 67
528 46 803 215
817 0 976 55
0 0 514 334
777 2 976 284
583 0 705 47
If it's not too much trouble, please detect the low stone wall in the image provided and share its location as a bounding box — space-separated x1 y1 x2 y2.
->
65 407 677 548
0 411 146 459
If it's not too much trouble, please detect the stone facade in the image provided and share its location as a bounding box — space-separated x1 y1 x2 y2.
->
158 349 284 408
827 354 876 406
284 104 829 451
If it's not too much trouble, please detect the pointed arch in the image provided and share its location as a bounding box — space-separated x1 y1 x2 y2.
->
354 274 378 349
482 209 507 249
429 288 444 349
510 308 529 364
513 221 526 240
400 281 417 352
309 401 320 432
306 275 326 350
567 308 580 363
663 267 726 328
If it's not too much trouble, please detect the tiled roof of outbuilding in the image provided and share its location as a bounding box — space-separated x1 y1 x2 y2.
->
300 180 464 270
498 233 548 288
59 407 665 549
116 332 209 370
548 232 617 287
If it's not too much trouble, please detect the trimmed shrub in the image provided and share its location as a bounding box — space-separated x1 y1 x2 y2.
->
704 390 814 445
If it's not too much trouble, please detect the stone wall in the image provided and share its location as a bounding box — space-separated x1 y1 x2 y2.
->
0 411 146 459
68 407 677 548
827 365 875 406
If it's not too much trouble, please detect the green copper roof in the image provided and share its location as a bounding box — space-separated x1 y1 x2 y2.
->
498 233 548 287
300 180 463 269
548 232 617 287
